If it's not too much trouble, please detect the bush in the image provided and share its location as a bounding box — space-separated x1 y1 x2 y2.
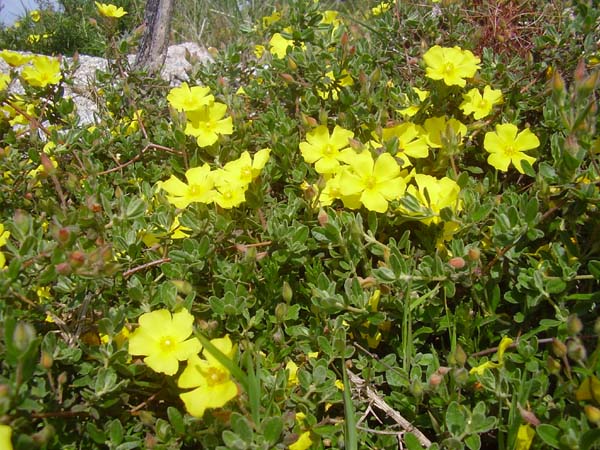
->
0 0 599 449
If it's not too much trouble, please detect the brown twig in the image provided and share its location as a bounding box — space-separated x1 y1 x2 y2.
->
123 257 171 277
347 369 432 449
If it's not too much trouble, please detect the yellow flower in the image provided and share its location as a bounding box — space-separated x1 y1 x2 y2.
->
95 2 128 18
211 172 248 209
21 56 62 88
30 10 41 22
397 87 430 117
0 50 32 67
128 309 202 375
0 424 13 450
422 116 467 148
317 69 354 101
269 33 294 59
484 124 539 174
404 174 461 225
0 224 10 247
167 82 214 112
0 73 10 91
289 431 313 450
423 45 481 87
299 125 354 174
37 286 52 302
170 214 191 239
371 2 392 16
184 102 234 147
339 151 406 213
515 424 535 450
253 45 265 59
335 379 345 391
221 148 271 186
470 336 513 375
286 360 299 386
178 335 238 418
459 85 503 119
262 10 281 28
382 122 430 167
100 326 130 347
160 164 216 209
318 172 362 209
320 10 341 29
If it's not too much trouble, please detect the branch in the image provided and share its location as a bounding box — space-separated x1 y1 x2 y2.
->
347 369 432 449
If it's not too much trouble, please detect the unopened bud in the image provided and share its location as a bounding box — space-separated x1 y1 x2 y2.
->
13 321 36 352
0 384 9 397
429 373 443 388
40 153 56 176
547 356 561 374
518 405 541 426
467 248 480 261
317 209 328 226
449 345 467 367
574 59 587 84
275 303 288 322
551 70 565 94
282 281 293 303
40 351 53 369
567 339 587 362
57 371 68 385
566 314 583 335
585 405 600 425
279 73 294 83
57 227 71 244
410 379 424 399
69 250 86 268
449 256 466 269
55 262 72 275
452 367 469 385
340 32 348 48
370 67 381 84
302 114 318 127
552 338 567 358
287 57 297 71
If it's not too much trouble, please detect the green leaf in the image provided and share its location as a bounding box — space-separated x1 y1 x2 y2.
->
588 261 600 280
107 419 124 445
404 432 425 449
536 424 561 448
465 434 481 450
222 430 246 450
124 197 146 219
231 413 254 442
167 406 185 435
262 417 283 444
580 429 600 450
342 361 358 450
85 422 106 444
445 401 466 436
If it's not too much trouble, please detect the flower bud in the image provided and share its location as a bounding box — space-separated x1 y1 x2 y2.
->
57 227 71 244
452 367 469 385
69 250 86 268
317 209 328 226
279 73 295 84
282 281 293 303
40 153 56 176
40 351 53 369
585 405 600 425
287 57 297 71
13 321 36 352
566 314 583 335
552 338 567 358
546 356 561 374
275 303 288 322
551 69 565 94
410 379 424 400
55 262 72 275
567 339 587 362
518 405 541 426
449 345 467 367
429 373 443 388
57 372 68 385
467 247 480 261
448 256 466 269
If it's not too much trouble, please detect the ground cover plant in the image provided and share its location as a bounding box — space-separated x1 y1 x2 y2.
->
0 0 600 449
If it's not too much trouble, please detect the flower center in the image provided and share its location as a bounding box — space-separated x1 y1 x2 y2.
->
188 183 205 197
443 62 455 75
204 366 228 386
322 144 336 157
365 176 377 190
160 336 175 351
504 145 517 156
241 166 252 180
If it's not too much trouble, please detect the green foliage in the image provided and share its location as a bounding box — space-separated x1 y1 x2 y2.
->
0 0 600 449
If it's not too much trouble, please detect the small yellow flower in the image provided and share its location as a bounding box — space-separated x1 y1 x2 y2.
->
286 360 299 386
30 10 41 22
299 125 354 174
484 124 539 174
423 45 481 87
470 336 513 375
21 56 62 88
515 424 535 450
161 164 215 209
269 33 294 59
0 50 31 67
184 102 234 148
289 431 313 450
178 335 238 418
95 2 128 18
459 85 503 119
371 2 392 16
37 286 52 302
128 309 202 375
167 82 214 112
0 424 13 450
